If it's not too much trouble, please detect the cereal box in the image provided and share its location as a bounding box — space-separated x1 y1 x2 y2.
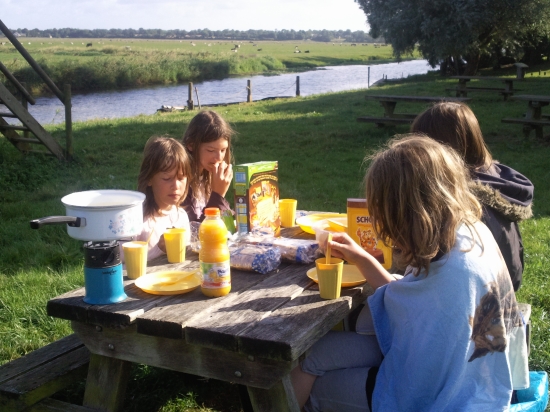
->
347 198 392 269
234 161 280 235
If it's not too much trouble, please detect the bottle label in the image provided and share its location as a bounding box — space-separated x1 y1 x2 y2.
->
200 260 231 289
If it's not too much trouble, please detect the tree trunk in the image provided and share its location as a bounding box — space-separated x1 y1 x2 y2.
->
464 51 481 75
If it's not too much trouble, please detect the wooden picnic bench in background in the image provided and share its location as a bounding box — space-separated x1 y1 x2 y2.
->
502 94 550 139
447 76 521 100
0 333 92 411
357 95 471 127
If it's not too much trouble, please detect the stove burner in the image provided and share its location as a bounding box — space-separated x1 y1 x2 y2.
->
83 240 121 268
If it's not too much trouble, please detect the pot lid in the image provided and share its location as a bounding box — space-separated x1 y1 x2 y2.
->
61 190 145 210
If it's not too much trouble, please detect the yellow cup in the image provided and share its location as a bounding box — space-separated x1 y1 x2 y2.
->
315 257 344 299
123 241 148 280
279 199 297 228
164 228 186 263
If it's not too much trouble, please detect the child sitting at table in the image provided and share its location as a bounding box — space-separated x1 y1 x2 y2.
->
411 102 534 291
181 110 235 222
291 135 528 411
131 135 191 261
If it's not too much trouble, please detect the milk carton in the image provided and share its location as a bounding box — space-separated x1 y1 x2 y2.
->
347 198 392 269
234 161 280 235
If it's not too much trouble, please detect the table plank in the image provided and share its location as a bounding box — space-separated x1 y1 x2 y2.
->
136 269 272 339
449 76 518 81
510 95 550 103
184 263 315 353
366 95 471 103
237 284 373 362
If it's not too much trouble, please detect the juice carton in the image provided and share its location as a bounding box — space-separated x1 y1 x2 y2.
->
347 198 392 270
234 161 280 235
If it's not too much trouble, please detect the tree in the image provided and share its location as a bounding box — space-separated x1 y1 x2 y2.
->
355 0 550 74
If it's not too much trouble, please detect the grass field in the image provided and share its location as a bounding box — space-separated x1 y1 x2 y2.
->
1 37 396 67
0 38 399 95
0 69 549 411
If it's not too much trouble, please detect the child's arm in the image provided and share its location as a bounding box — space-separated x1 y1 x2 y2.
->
329 233 395 289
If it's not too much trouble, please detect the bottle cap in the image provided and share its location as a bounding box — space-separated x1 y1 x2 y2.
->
205 207 220 217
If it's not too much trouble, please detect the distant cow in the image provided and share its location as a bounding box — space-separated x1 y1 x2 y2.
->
257 48 262 51
86 43 92 47
305 50 310 53
351 43 357 46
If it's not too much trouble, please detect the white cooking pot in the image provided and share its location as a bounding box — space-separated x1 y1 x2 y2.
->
30 190 145 241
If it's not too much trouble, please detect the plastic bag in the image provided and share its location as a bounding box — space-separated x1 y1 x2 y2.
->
229 244 281 274
236 232 319 264
510 371 549 412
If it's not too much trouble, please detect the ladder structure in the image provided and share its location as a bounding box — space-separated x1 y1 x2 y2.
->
0 19 72 160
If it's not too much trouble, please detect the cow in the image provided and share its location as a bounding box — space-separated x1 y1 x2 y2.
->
257 48 262 51
305 50 310 53
86 43 92 47
351 43 357 46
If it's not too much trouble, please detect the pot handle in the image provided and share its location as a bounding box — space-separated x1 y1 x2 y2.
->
30 216 87 229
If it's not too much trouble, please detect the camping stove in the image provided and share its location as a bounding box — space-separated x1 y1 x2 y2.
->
83 240 127 305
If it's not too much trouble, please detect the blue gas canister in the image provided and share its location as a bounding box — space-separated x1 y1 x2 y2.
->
83 241 127 305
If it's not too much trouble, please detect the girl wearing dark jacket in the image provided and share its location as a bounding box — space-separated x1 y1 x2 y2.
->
411 102 533 290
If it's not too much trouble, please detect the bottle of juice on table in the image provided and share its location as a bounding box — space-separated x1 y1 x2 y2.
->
199 207 231 297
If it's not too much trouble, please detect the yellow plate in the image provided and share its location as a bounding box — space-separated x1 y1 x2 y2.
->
135 270 200 295
296 213 346 234
327 217 347 232
306 265 367 288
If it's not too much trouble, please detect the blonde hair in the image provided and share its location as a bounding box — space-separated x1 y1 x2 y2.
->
364 134 482 275
411 102 493 172
182 110 234 201
138 136 191 219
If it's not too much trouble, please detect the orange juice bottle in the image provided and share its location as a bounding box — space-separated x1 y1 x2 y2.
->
199 208 231 297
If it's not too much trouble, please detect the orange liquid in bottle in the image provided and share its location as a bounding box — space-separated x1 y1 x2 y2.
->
199 208 231 297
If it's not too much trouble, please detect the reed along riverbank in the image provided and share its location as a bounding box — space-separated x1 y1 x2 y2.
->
0 39 397 95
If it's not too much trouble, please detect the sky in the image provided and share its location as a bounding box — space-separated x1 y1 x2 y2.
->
1 0 369 32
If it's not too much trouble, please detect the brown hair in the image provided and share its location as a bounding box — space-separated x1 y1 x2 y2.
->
182 110 234 201
410 102 493 172
364 134 482 275
137 136 191 219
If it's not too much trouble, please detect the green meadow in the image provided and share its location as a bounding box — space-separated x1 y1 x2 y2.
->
0 38 398 95
1 68 549 410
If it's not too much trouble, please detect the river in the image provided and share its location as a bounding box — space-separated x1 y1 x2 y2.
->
7 60 436 125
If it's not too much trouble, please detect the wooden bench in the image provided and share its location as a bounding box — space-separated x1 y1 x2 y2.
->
448 76 520 101
0 334 91 412
501 118 550 139
356 116 413 127
446 86 515 97
358 95 471 127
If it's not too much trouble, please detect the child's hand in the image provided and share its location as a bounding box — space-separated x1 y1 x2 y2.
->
328 232 370 265
211 161 233 198
158 235 166 253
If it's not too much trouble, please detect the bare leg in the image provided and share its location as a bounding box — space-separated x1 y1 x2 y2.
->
291 364 317 409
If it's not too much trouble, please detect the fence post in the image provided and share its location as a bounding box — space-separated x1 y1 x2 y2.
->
367 67 370 88
296 76 300 96
194 87 201 110
187 82 194 110
247 80 252 102
64 83 73 160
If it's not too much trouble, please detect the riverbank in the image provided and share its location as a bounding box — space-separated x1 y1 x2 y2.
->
1 78 549 411
0 38 401 95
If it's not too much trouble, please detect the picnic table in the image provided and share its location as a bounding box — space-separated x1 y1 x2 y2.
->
448 76 522 100
357 95 471 127
502 94 550 139
46 226 374 412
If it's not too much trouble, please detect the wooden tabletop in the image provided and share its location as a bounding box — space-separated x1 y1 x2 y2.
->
510 94 550 103
449 76 519 81
366 95 471 103
47 227 373 363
